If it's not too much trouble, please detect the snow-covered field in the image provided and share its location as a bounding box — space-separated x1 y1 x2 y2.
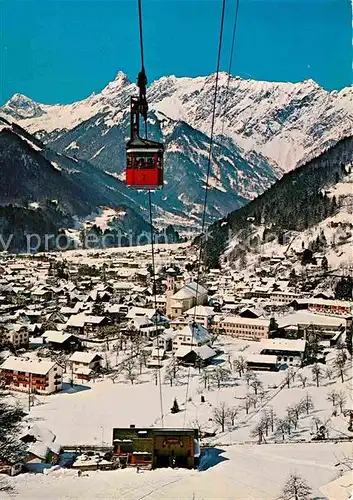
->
5 442 351 499
9 337 352 445
4 336 352 499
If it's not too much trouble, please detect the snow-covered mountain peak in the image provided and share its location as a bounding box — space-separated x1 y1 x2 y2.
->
1 71 351 175
3 93 45 119
101 71 132 95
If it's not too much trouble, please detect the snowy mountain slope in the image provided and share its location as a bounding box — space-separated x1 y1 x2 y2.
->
148 74 352 172
3 72 351 175
2 91 277 225
204 135 353 267
2 71 351 226
0 116 154 249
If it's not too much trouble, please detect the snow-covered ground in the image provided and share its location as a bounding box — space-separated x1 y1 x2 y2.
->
4 336 352 499
8 337 351 447
5 442 351 499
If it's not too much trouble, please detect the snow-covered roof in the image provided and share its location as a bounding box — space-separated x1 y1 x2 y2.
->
247 354 279 364
277 311 346 328
42 331 75 344
172 281 207 300
192 345 217 360
220 316 270 327
260 338 306 353
126 307 156 319
178 323 211 343
21 424 55 444
69 352 102 364
28 442 49 460
184 305 215 317
1 356 57 375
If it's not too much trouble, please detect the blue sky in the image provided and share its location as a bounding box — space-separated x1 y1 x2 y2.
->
0 0 351 105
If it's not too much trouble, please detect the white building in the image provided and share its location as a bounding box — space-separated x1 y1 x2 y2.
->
0 327 29 347
172 323 212 353
166 281 208 319
259 338 306 366
184 305 216 328
214 315 270 341
69 351 103 379
0 356 63 394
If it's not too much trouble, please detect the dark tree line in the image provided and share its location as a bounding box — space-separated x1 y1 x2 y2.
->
203 136 353 266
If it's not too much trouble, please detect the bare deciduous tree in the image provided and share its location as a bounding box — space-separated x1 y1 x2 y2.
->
251 420 266 444
311 364 322 387
297 374 308 388
325 366 333 381
326 389 338 408
265 406 276 432
233 356 247 377
123 358 139 384
250 375 263 395
213 402 228 433
336 390 347 413
226 406 239 427
244 394 252 415
284 368 295 388
211 366 232 389
301 393 314 415
275 418 291 441
278 472 312 500
333 350 347 383
244 370 254 386
199 369 211 390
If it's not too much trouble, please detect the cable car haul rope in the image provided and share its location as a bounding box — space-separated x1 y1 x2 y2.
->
125 0 238 428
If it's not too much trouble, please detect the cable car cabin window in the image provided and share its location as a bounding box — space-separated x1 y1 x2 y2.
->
135 153 155 169
127 156 133 169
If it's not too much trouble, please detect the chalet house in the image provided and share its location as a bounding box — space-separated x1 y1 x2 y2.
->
259 338 307 366
153 329 174 351
69 351 103 380
172 323 212 353
0 356 63 394
0 325 29 347
166 281 208 319
65 313 109 336
20 425 62 472
175 345 217 366
42 331 82 352
112 427 199 469
184 305 216 328
126 307 162 323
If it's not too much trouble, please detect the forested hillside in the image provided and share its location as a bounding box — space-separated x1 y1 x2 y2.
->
204 135 353 267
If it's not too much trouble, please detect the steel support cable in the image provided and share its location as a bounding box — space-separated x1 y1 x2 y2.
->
220 0 240 140
183 0 228 427
137 0 164 427
148 190 165 427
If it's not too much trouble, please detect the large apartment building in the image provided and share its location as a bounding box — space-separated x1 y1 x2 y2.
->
0 356 63 394
214 316 270 341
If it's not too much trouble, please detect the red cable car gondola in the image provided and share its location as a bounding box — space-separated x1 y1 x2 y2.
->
125 72 164 190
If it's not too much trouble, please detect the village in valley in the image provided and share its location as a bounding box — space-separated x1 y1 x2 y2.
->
0 237 352 499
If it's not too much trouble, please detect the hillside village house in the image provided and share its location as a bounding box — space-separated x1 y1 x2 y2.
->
213 315 270 341
172 323 212 353
259 338 307 366
307 298 352 316
0 357 63 394
69 351 103 380
184 305 216 328
166 280 208 319
276 311 349 340
0 325 29 347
